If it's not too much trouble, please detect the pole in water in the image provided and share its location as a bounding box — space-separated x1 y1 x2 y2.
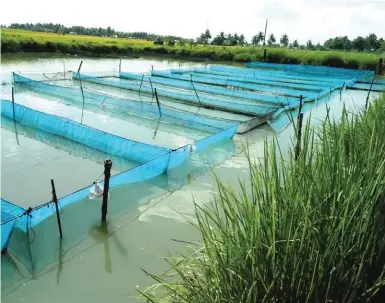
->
365 74 375 110
151 65 154 71
77 61 86 124
263 19 268 48
139 74 144 93
263 19 268 61
149 77 155 97
190 75 202 106
340 82 346 101
295 112 304 161
11 87 19 145
119 58 122 74
297 95 303 121
101 159 112 223
51 179 63 237
154 88 162 116
77 60 83 73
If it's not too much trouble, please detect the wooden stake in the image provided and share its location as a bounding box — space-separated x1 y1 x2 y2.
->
297 95 303 121
154 88 162 116
77 61 83 73
101 160 112 223
295 112 304 161
11 87 16 122
51 179 63 237
139 74 144 93
263 19 268 61
190 75 202 106
340 82 346 101
365 74 375 110
11 87 19 145
263 19 268 47
149 77 155 96
119 59 122 74
77 61 86 124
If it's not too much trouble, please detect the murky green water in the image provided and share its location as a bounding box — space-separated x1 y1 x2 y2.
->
1 54 381 303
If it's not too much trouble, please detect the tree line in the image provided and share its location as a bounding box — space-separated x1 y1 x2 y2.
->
200 30 384 52
4 23 182 41
3 23 384 52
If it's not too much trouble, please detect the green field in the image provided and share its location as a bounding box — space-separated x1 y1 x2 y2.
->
1 29 381 70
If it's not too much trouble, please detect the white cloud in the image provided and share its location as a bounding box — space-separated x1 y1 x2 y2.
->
1 0 384 44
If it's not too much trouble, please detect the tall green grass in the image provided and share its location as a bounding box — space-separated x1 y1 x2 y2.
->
142 94 385 302
1 29 380 70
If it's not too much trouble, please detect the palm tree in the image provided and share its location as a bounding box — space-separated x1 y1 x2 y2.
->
252 35 258 46
292 39 299 48
280 34 289 47
238 34 246 46
204 29 212 42
225 33 233 46
268 34 276 46
212 32 226 45
306 40 314 50
257 31 264 45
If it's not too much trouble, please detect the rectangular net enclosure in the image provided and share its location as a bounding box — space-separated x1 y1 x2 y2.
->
13 73 266 133
0 96 237 253
13 73 238 134
73 72 281 116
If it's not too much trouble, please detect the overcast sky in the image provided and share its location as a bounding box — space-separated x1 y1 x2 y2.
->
2 0 385 43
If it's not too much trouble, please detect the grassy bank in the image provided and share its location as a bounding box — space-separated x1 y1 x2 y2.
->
142 94 385 302
1 29 380 70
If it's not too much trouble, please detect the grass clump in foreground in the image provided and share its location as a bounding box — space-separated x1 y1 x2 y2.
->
142 94 385 303
1 29 379 70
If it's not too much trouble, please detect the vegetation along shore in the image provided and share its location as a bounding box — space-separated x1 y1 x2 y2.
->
142 93 385 303
2 27 384 70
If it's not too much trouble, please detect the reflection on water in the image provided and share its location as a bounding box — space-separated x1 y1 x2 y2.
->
1 55 382 303
0 122 128 207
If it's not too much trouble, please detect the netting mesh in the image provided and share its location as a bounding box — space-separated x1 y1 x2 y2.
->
244 62 374 79
1 98 237 236
2 99 169 163
14 73 237 133
119 71 301 104
151 70 327 99
1 199 26 252
153 70 334 91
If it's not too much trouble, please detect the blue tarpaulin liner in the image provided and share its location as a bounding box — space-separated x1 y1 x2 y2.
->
71 73 280 117
13 74 235 133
